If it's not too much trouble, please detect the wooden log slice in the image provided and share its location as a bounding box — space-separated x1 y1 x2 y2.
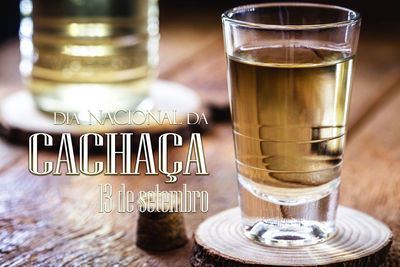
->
0 80 209 150
191 206 392 267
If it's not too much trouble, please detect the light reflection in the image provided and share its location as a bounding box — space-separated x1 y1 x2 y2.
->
19 59 33 77
68 23 110 38
62 45 108 57
20 37 34 57
19 17 33 37
19 0 32 16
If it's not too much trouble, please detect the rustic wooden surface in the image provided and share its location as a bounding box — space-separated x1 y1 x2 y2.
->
191 207 392 267
0 14 399 266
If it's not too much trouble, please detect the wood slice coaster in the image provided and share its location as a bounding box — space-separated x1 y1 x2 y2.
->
191 206 392 267
0 80 206 149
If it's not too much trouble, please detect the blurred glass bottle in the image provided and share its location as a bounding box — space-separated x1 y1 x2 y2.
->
19 0 159 113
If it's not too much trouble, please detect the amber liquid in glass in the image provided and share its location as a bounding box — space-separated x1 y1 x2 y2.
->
20 0 158 113
227 43 354 245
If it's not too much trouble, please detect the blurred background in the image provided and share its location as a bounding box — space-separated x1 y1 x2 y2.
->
1 0 399 105
1 0 400 43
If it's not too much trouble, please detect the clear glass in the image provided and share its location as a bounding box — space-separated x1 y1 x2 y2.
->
222 3 360 247
19 0 159 114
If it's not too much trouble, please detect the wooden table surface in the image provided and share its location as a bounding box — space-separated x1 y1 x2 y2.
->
0 15 399 266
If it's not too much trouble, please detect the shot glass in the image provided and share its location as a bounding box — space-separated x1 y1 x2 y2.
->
222 3 360 246
19 0 159 114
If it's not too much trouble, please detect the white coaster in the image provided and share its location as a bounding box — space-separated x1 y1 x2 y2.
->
0 80 201 135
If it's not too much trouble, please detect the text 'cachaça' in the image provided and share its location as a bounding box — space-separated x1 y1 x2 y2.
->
28 132 208 183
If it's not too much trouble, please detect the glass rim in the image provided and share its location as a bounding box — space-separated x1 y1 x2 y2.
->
222 2 361 30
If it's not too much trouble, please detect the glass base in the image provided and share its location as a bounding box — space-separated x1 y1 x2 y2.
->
244 219 336 247
239 176 339 247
